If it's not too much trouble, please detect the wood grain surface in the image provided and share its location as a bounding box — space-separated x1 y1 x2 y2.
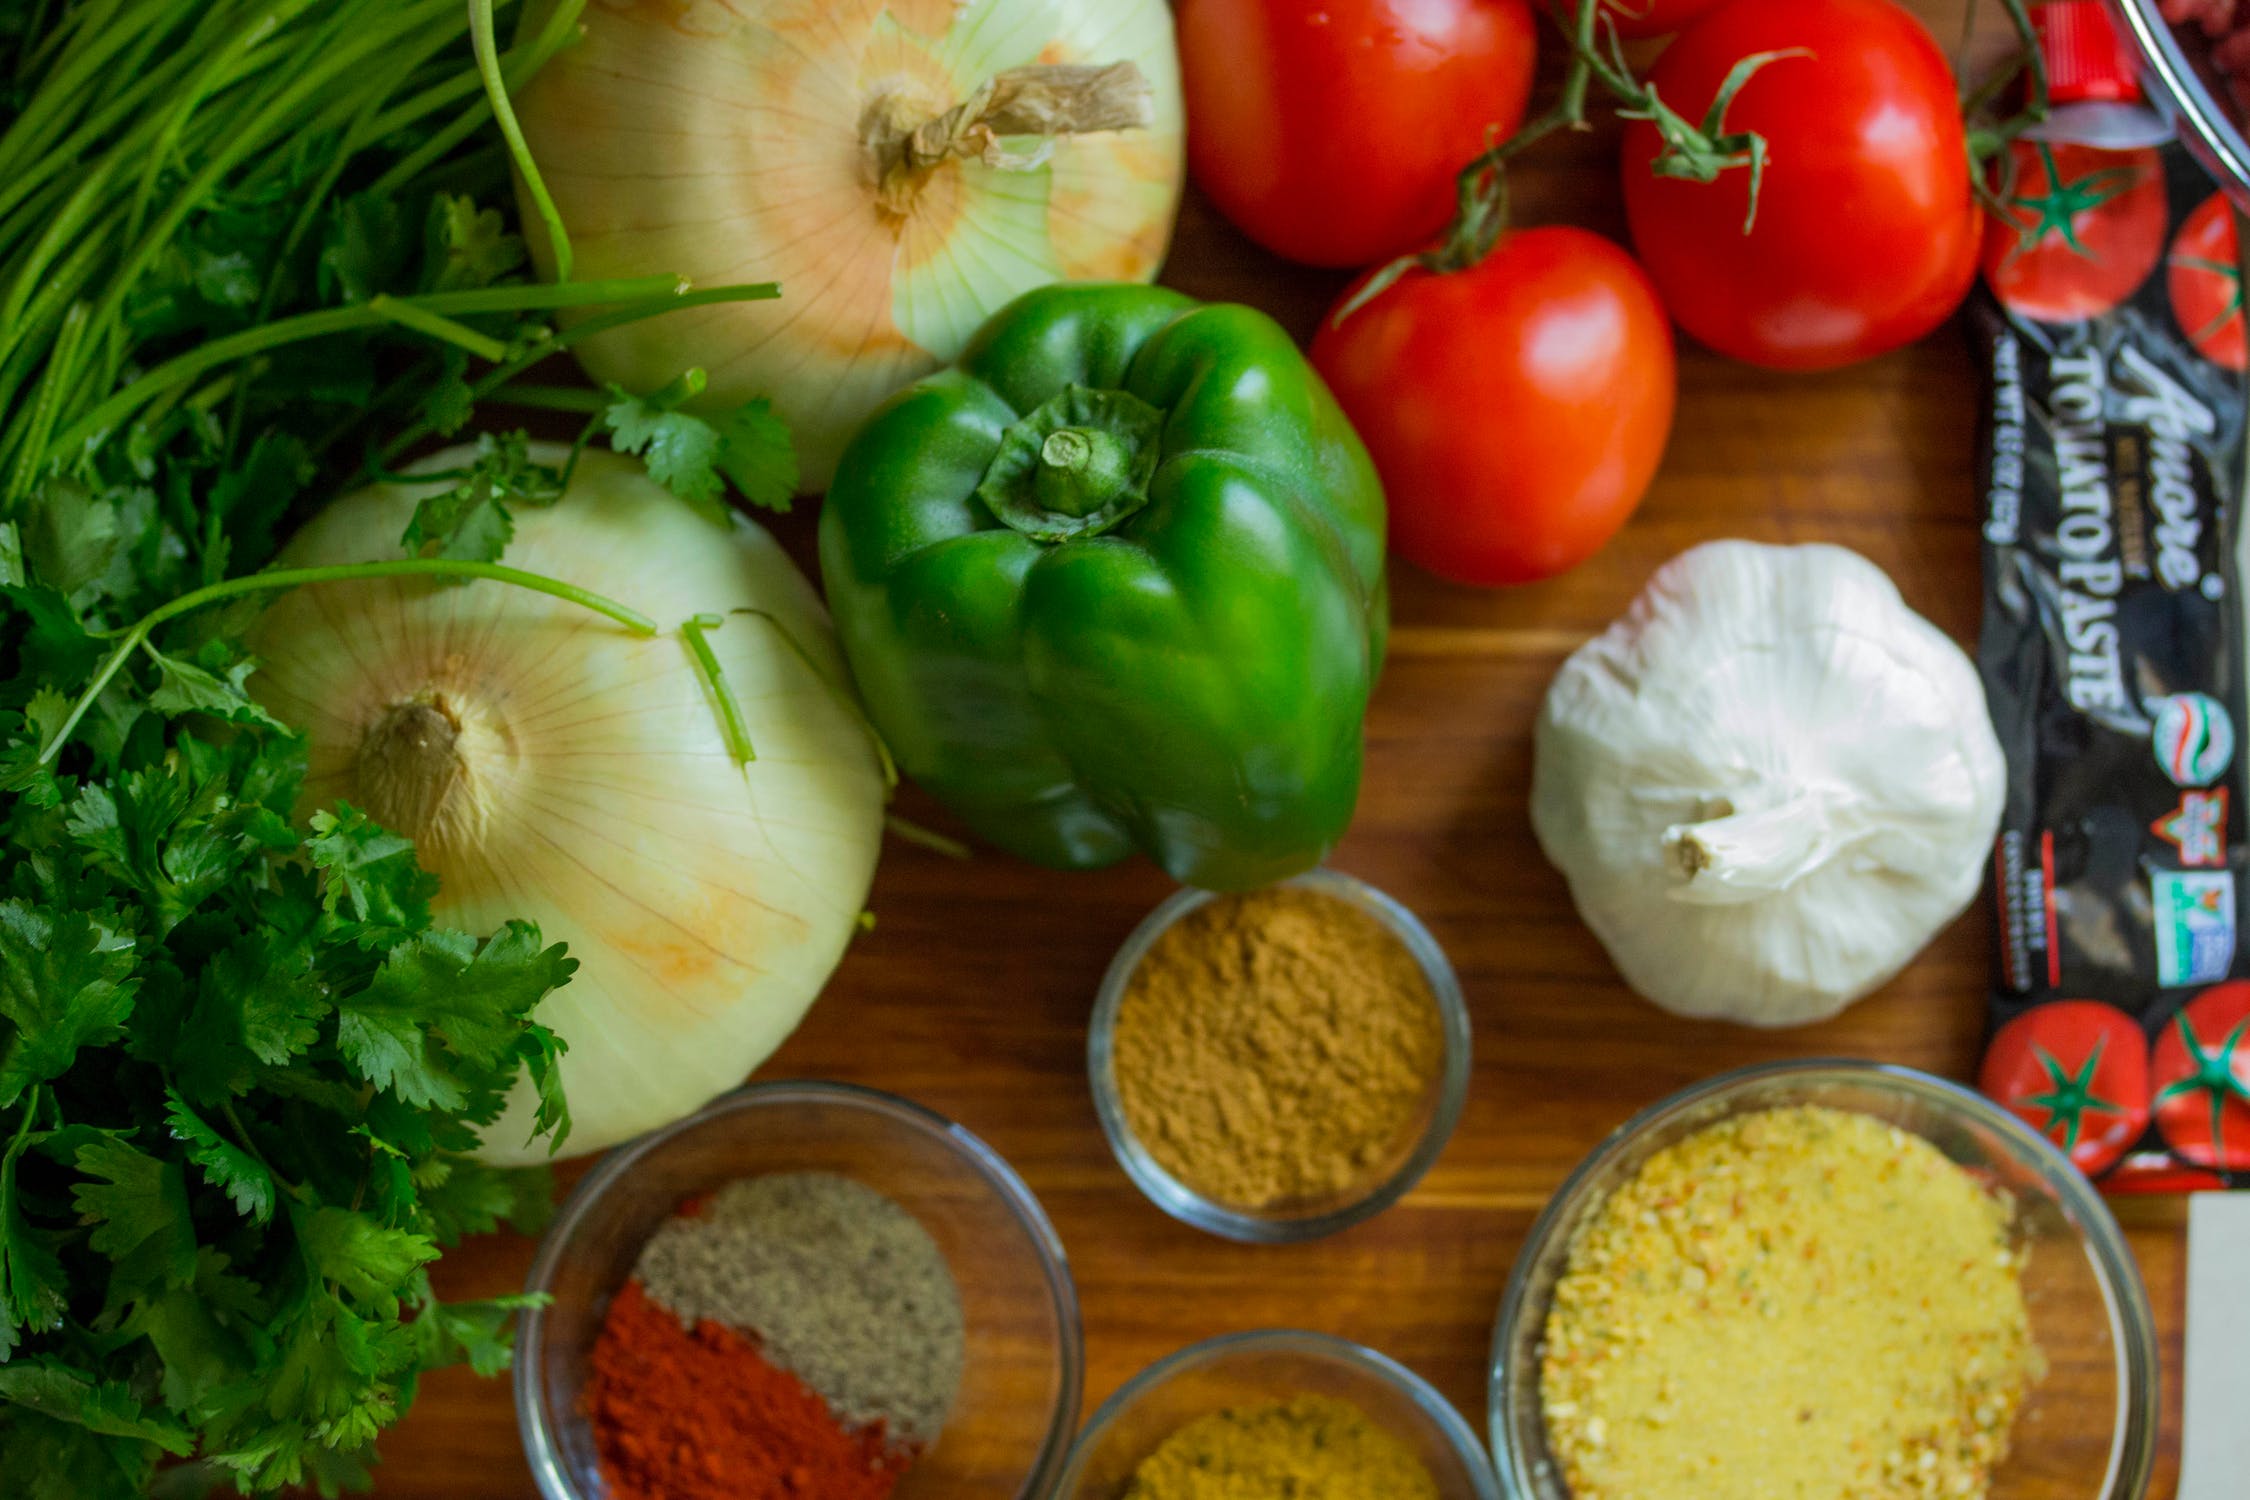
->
374 4 2192 1492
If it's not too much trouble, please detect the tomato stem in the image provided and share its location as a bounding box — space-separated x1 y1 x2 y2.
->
1967 0 2053 214
1331 0 1790 326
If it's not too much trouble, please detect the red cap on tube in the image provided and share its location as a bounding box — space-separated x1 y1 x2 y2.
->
2033 0 2145 107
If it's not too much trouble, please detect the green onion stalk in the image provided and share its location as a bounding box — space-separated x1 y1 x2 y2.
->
0 0 793 764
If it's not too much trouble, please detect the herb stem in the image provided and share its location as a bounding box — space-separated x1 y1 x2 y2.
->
365 294 513 362
41 559 657 764
4 301 88 507
3 1086 40 1162
374 282 780 465
367 0 587 195
680 614 757 765
485 383 610 414
469 0 571 281
885 815 972 860
42 275 690 463
219 1096 299 1201
80 0 467 389
732 607 900 792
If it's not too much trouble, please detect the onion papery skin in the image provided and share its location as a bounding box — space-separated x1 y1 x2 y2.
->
249 446 885 1164
513 0 1186 490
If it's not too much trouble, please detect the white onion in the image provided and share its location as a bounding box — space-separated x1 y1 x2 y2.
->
514 0 1185 489
249 445 885 1163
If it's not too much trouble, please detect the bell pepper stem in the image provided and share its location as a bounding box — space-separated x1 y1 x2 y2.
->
1034 426 1134 518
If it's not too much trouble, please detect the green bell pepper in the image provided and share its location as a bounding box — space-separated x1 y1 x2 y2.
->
819 283 1388 892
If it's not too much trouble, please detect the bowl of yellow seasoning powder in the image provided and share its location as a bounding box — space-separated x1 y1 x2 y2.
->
1088 868 1471 1242
1489 1060 2160 1500
1054 1329 1502 1500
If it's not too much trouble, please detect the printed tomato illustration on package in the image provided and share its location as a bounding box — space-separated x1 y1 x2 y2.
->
1973 141 2250 1191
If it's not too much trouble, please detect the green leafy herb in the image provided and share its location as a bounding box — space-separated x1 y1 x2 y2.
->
0 0 805 1480
397 431 564 564
605 372 800 518
0 0 668 1492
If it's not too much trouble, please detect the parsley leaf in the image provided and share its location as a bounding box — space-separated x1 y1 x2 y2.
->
19 481 121 602
0 1122 67 1359
334 923 574 1121
713 397 798 512
604 373 799 517
306 804 436 946
606 387 725 515
0 904 137 1109
144 642 287 732
421 350 476 439
163 1092 275 1224
256 1291 387 1451
0 1363 194 1454
398 430 563 564
423 196 524 292
409 1293 539 1377
71 1136 197 1306
297 1208 438 1309
318 193 409 305
205 433 314 577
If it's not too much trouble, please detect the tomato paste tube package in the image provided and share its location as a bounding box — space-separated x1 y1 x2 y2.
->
1973 132 2250 1192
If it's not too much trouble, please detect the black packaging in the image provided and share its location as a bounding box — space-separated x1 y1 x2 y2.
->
1975 141 2250 1191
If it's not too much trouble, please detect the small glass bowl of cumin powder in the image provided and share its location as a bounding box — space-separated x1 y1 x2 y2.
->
1053 1329 1502 1500
1089 868 1471 1243
1489 1061 2161 1500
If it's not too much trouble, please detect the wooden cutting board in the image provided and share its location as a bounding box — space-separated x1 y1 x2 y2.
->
374 6 2191 1491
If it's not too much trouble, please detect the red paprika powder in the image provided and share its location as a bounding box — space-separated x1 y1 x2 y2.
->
586 1279 906 1500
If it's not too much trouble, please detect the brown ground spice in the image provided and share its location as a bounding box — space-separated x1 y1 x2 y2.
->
1540 1105 2041 1500
1124 1395 1439 1499
1111 886 1443 1210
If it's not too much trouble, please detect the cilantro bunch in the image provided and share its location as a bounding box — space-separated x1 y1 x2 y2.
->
0 0 789 1492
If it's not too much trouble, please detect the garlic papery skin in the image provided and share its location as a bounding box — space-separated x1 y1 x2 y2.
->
514 0 1185 490
249 446 885 1163
1530 541 2005 1027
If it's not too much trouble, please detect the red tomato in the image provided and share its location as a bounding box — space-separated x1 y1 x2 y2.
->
2168 192 2247 371
1619 0 1979 370
1177 0 1537 267
2152 981 2250 1171
1981 141 2168 323
1979 1001 2151 1177
1311 228 1676 586
1599 0 1726 39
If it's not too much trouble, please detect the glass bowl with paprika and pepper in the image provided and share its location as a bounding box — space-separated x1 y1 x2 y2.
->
1088 868 1472 1243
1487 1060 2160 1500
514 1080 1082 1500
1053 1328 1503 1499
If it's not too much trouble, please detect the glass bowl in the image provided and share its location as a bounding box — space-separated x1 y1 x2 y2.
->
1087 867 1472 1243
2114 0 2250 208
1488 1060 2160 1500
1053 1329 1502 1499
514 1080 1083 1500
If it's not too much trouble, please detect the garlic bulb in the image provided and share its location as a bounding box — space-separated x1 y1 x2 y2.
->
249 446 885 1163
514 0 1185 489
1530 541 2004 1026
